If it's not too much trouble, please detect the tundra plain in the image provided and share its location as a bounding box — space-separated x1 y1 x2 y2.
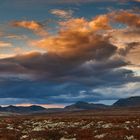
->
0 108 140 140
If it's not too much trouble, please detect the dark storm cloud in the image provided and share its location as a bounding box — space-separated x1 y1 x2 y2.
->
0 80 125 104
0 47 139 89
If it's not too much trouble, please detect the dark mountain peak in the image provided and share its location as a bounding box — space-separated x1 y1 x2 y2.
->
113 96 140 107
65 101 108 110
6 105 19 109
28 105 46 111
75 101 89 105
129 96 140 99
7 105 16 108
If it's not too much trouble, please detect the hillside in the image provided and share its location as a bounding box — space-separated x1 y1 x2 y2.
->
113 96 140 107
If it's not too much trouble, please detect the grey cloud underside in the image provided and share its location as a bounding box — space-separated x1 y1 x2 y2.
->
0 39 135 86
0 36 118 80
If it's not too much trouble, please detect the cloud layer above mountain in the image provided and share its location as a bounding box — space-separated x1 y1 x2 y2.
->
0 1 140 106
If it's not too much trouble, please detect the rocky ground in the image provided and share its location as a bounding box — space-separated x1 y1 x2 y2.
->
0 109 140 140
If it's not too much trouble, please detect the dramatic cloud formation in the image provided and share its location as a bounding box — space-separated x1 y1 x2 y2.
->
32 24 114 60
1 11 140 85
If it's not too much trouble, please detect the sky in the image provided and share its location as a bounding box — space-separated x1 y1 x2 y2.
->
0 0 140 108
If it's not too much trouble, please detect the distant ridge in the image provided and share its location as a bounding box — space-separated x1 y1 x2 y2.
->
0 105 46 113
0 96 140 114
65 101 108 110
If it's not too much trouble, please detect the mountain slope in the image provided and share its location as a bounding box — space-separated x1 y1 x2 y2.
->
113 96 140 107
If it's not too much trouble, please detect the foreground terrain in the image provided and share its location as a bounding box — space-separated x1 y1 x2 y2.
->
0 108 140 140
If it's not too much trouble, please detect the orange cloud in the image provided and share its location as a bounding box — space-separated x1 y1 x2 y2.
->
12 20 47 36
112 11 140 27
0 41 12 47
31 17 116 60
0 54 15 59
89 15 111 31
59 16 110 32
10 11 140 66
29 11 140 68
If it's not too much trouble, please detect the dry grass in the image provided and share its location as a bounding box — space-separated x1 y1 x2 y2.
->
0 109 140 140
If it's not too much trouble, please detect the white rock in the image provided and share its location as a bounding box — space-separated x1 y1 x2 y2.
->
102 123 113 128
60 137 76 140
20 135 28 139
94 133 107 139
125 135 137 140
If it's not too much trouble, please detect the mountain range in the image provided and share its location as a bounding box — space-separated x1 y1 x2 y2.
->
0 105 46 114
0 96 140 114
